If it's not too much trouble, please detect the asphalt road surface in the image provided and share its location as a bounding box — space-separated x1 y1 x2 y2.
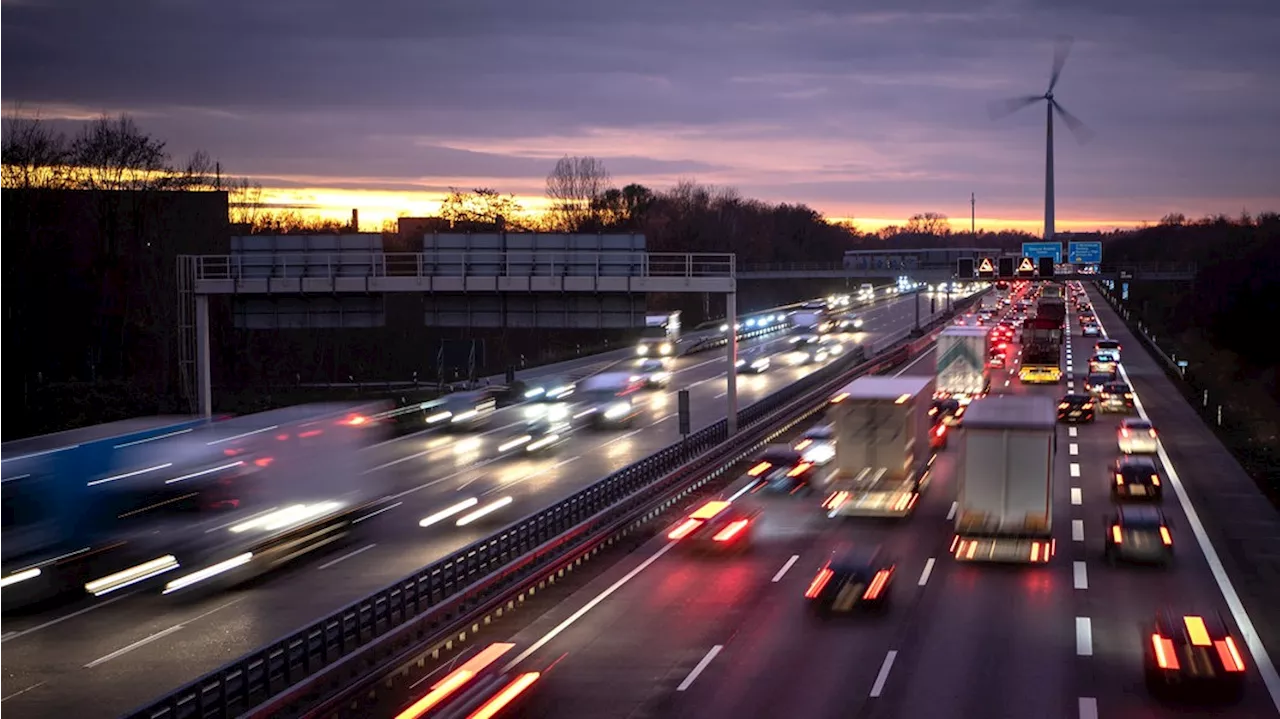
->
0 293 944 718
469 288 1280 719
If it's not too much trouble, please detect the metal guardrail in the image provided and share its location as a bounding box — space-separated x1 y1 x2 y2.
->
736 261 1198 280
123 296 981 719
191 252 736 282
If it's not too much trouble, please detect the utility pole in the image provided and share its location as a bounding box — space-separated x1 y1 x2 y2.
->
971 192 976 235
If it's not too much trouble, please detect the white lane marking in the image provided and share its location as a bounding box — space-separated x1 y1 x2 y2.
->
772 555 800 583
1073 561 1089 590
85 597 243 668
1092 304 1280 711
504 542 676 670
1004 379 1011 387
946 501 958 520
1069 426 1078 437
713 391 727 399
1070 463 1081 478
677 645 724 691
1071 487 1082 505
869 650 898 698
1072 520 1085 542
1 593 133 643
603 428 644 446
1067 382 1074 390
1078 697 1098 719
893 348 936 376
1 682 45 702
1076 617 1093 656
917 558 936 586
480 456 582 496
1 631 16 641
318 543 377 570
1069 443 1079 456
353 501 400 524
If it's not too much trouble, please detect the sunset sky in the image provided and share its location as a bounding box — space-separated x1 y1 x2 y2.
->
4 0 1278 233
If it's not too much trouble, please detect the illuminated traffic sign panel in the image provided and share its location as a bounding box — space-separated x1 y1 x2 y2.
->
976 257 995 278
1016 257 1036 277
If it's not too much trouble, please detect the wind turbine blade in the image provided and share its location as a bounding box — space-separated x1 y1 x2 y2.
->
1047 35 1074 93
988 95 1042 120
1052 100 1095 144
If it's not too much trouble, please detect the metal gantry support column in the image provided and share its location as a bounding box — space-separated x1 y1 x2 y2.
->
195 294 212 419
725 291 739 436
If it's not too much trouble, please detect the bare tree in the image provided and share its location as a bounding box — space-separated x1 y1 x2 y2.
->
1 110 73 189
67 114 171 191
906 212 951 236
227 177 266 228
545 155 611 231
440 187 524 229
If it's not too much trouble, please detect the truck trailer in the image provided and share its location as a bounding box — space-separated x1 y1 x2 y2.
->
952 395 1057 563
637 312 681 357
820 375 936 518
1019 314 1064 384
935 326 990 403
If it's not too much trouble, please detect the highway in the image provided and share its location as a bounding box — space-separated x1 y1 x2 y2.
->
0 292 943 718
455 285 1280 719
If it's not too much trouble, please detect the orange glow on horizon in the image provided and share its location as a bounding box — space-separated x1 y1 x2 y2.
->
255 184 1149 234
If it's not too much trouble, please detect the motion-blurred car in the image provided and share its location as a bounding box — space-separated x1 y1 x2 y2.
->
785 338 830 366
735 355 771 374
1099 381 1135 414
1118 418 1159 454
1112 456 1163 501
805 546 895 615
666 499 759 552
392 642 546 719
1082 323 1101 337
1104 505 1173 565
741 446 817 495
794 424 835 465
1057 393 1096 423
929 398 965 427
1095 338 1122 359
988 353 1006 369
631 358 671 389
1145 611 1247 700
1088 353 1118 374
1085 372 1117 395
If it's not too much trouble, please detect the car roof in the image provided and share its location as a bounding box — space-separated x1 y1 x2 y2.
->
832 546 882 571
759 446 803 463
1120 418 1153 428
803 424 833 439
1118 504 1164 525
1061 393 1091 402
1117 455 1158 470
1104 381 1130 389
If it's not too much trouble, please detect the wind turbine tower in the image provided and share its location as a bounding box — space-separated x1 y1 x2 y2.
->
990 37 1093 241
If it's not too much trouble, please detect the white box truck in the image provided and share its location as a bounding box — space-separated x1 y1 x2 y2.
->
935 326 990 403
952 394 1057 564
821 375 936 518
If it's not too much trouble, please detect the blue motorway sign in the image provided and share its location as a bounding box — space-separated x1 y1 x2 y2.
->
1021 242 1063 263
1068 241 1103 264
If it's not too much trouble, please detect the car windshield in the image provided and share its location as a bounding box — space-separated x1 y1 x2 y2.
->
832 548 879 574
760 449 803 465
1118 456 1157 472
1122 419 1153 431
1062 394 1090 404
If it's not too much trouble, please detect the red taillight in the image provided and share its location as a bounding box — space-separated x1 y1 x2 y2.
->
1120 427 1130 437
862 567 893 600
1216 637 1246 672
1149 429 1157 438
934 424 946 438
1152 634 1180 670
712 519 750 542
786 463 812 478
805 567 833 599
1159 526 1172 545
468 672 541 719
668 518 702 540
1058 402 1069 409
747 461 772 477
1112 525 1123 544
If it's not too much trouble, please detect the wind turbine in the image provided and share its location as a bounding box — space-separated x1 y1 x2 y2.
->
990 36 1094 241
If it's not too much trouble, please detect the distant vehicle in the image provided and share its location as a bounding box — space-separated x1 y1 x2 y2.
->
953 395 1056 563
1082 323 1102 337
740 446 817 496
935 326 990 403
1112 456 1162 501
1085 372 1117 394
636 312 681 357
1095 338 1121 359
1098 381 1135 414
1145 611 1246 700
1104 505 1173 566
735 355 771 374
1019 316 1063 384
1057 393 1096 423
1088 353 1118 374
630 358 671 389
805 545 895 614
1118 418 1159 454
794 423 836 465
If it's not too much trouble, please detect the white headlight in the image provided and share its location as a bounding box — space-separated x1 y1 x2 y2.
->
604 401 632 420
